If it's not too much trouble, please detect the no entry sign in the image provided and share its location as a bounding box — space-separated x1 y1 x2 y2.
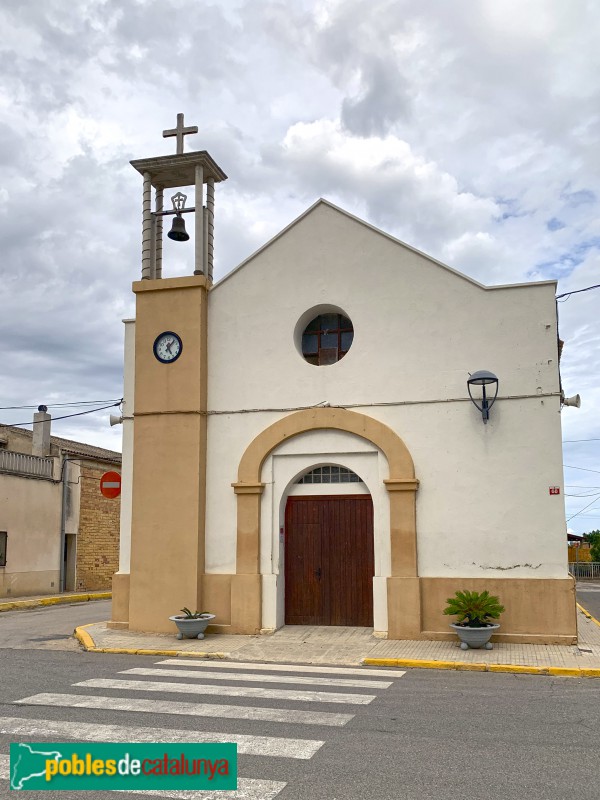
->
100 471 121 499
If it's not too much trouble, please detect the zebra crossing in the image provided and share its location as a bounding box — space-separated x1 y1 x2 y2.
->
2 658 406 798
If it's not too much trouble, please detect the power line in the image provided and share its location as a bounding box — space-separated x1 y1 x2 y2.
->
567 496 600 522
563 438 600 443
0 401 122 428
0 398 122 411
556 283 600 301
563 465 600 475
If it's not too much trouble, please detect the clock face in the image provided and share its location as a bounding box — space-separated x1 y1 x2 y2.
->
153 331 182 363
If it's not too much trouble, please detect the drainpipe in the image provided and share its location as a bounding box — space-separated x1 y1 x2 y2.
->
59 457 80 592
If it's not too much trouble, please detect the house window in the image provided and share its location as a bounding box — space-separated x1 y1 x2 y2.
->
301 313 354 366
0 532 6 567
297 466 362 484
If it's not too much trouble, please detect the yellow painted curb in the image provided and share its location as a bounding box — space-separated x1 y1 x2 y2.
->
580 669 600 678
0 592 111 613
88 648 229 659
488 664 547 675
73 625 228 659
547 667 584 677
363 658 459 671
363 657 600 678
577 602 600 629
74 625 96 651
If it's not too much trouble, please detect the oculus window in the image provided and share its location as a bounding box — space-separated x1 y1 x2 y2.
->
301 313 353 366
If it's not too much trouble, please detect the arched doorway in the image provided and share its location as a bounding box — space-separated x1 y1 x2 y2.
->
231 407 419 636
285 491 374 626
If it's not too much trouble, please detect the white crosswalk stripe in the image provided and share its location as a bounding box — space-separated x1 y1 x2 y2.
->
0 754 285 800
74 677 376 705
15 692 354 726
122 666 393 689
158 659 407 678
0 716 323 759
6 658 407 798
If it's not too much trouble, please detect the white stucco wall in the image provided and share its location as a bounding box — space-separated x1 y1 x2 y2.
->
205 200 567 593
0 472 62 596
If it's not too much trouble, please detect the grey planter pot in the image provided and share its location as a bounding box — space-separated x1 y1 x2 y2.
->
451 622 500 650
169 614 215 640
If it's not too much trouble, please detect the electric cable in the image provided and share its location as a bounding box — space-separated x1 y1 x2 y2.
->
556 283 600 301
567 497 600 522
0 399 122 411
0 401 123 429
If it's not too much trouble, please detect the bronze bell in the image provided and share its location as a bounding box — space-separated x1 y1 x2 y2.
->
167 213 189 242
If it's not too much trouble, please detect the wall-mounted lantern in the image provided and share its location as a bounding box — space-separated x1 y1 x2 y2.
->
467 370 499 424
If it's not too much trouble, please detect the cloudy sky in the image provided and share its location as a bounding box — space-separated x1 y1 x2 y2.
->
0 0 598 533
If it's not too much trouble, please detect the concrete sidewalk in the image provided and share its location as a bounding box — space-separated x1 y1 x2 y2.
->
75 603 600 678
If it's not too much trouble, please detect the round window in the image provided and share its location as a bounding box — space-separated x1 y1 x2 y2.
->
301 312 354 366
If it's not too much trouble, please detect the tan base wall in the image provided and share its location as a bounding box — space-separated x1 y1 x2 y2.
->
0 570 60 598
109 573 130 628
119 570 578 644
405 576 577 645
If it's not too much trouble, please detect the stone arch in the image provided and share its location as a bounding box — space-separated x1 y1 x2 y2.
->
232 407 419 578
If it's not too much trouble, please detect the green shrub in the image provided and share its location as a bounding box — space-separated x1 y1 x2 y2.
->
443 590 505 628
583 530 600 562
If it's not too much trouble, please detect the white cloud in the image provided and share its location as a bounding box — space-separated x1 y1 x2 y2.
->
0 0 597 531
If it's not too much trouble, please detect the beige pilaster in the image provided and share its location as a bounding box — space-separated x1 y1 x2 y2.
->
232 482 265 574
387 577 422 639
384 479 419 576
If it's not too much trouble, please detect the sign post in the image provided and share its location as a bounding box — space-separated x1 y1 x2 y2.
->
100 471 121 499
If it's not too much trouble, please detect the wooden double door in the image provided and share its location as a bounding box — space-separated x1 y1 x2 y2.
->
284 495 374 627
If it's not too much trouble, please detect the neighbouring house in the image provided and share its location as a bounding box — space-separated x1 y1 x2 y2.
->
0 409 121 597
110 131 577 644
567 534 592 563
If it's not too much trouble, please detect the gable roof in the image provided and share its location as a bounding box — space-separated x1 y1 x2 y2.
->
0 424 121 463
212 198 557 293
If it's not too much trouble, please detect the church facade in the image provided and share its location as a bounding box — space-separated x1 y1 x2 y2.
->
111 132 576 644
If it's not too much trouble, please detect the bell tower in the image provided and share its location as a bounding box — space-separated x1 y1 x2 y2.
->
112 114 227 633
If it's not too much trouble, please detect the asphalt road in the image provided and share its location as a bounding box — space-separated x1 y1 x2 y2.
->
0 599 111 650
577 582 600 620
0 601 599 800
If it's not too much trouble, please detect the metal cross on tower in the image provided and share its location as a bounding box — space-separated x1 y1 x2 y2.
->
162 112 199 154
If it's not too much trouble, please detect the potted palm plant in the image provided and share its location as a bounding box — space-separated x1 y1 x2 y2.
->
169 608 215 640
443 590 505 650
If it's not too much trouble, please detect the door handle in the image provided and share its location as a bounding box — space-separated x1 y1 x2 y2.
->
315 567 322 580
